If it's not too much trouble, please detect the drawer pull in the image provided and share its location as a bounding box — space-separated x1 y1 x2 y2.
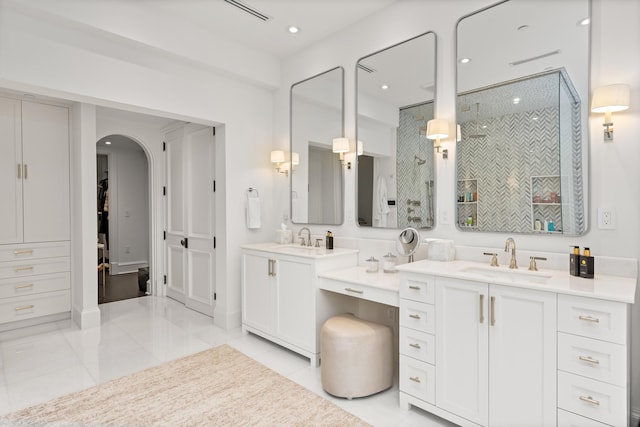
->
408 285 421 290
578 315 600 323
14 266 34 273
13 249 34 256
345 288 363 294
409 343 421 349
15 284 34 290
578 355 600 365
15 305 34 311
579 395 600 406
479 294 485 324
490 296 496 326
409 314 421 320
409 376 421 384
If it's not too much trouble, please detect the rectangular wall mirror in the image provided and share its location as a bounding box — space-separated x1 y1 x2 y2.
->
290 67 345 225
356 32 437 229
456 0 589 235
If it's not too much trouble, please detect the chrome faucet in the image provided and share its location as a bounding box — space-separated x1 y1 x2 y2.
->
298 227 311 247
504 237 517 269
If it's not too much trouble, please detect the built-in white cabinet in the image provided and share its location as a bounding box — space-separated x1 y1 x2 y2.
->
0 96 70 329
433 277 556 427
241 245 358 366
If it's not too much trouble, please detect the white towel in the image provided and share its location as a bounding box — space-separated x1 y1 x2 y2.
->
246 196 261 229
373 175 390 227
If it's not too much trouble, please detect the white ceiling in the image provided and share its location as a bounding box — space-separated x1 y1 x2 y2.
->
148 0 398 58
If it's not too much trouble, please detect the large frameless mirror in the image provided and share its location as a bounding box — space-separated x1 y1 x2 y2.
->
356 32 437 229
290 67 344 225
456 0 589 235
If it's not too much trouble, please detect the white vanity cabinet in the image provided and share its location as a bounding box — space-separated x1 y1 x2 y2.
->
434 277 556 427
241 245 358 366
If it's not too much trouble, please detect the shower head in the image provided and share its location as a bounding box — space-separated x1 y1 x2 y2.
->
414 155 426 165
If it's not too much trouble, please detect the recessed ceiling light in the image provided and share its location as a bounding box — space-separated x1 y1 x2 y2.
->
380 84 389 90
105 141 112 145
459 58 471 64
577 17 590 26
287 26 299 34
512 97 521 104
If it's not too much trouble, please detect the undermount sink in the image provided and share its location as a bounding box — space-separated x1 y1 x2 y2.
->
269 245 329 256
460 266 552 284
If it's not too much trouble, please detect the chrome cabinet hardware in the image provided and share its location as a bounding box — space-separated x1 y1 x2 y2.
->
409 376 421 383
578 315 600 323
490 296 496 326
345 288 363 294
409 343 421 349
579 395 600 406
578 355 600 365
479 294 485 323
409 314 421 320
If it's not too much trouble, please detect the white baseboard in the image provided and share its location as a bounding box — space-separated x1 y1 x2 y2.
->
214 308 241 330
73 306 101 329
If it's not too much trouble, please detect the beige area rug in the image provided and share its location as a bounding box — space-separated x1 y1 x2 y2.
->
1 344 369 427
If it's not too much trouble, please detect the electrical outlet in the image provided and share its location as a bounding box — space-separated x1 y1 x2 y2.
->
597 208 615 230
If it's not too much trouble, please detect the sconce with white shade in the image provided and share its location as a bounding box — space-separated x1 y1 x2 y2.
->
357 140 364 156
271 150 289 176
332 137 351 169
291 152 299 173
426 118 450 157
591 84 630 141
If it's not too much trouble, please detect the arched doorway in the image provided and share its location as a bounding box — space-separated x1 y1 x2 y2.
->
96 134 151 304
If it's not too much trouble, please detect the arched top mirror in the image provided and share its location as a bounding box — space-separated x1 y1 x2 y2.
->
396 227 420 263
290 67 345 225
455 0 589 235
356 31 437 230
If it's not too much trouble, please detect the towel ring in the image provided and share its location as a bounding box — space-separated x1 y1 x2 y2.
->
247 187 259 198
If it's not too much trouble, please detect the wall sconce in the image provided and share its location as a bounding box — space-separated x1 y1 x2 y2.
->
426 119 450 157
271 150 289 176
332 137 351 169
291 152 299 173
357 140 364 156
591 84 630 141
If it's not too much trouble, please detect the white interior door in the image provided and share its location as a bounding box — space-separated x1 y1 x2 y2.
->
164 125 215 316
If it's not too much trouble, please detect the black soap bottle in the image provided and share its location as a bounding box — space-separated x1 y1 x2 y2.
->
326 231 333 250
569 246 581 276
579 247 594 279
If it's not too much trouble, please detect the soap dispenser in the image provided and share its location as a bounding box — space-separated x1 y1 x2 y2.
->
325 231 333 250
569 246 580 276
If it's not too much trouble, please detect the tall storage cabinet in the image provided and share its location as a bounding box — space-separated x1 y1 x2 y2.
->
0 96 71 329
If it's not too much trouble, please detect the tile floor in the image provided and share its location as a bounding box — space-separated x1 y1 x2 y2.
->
0 296 455 427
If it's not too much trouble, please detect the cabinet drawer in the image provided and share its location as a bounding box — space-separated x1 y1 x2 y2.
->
399 274 435 304
399 299 435 334
0 290 70 324
0 257 70 279
400 327 435 364
558 371 626 427
0 241 70 262
318 277 399 307
399 354 435 404
558 294 627 345
0 272 70 299
558 332 626 387
557 409 611 427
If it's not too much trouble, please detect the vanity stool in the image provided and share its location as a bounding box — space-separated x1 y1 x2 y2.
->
320 313 393 399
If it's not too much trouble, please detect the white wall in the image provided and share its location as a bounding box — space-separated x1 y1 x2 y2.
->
277 0 640 417
0 0 278 330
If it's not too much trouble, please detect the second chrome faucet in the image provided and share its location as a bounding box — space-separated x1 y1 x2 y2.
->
504 237 517 269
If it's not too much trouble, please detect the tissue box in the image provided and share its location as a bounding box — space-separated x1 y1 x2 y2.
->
426 239 455 262
275 229 293 244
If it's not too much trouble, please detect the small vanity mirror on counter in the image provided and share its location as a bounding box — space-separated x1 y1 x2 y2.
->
291 67 345 225
456 0 589 235
396 227 420 263
356 31 436 229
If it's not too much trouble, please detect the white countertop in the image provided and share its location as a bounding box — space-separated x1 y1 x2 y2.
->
318 266 400 291
395 259 637 304
241 242 359 259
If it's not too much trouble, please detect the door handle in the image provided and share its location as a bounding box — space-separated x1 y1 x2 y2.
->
268 259 276 277
180 238 189 248
490 296 496 326
24 164 28 179
17 164 21 179
479 294 485 324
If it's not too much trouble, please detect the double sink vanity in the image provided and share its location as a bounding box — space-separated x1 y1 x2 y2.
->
241 241 636 427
